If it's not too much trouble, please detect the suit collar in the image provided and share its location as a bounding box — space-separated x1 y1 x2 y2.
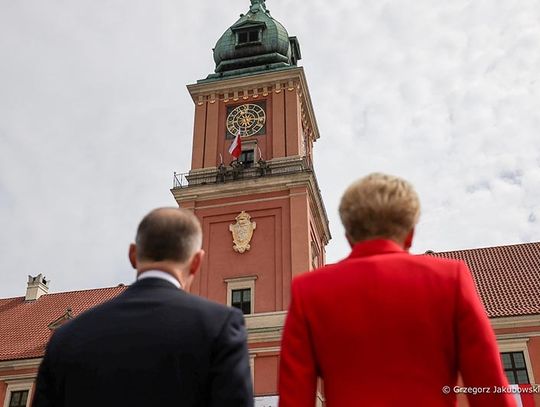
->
347 239 405 259
130 277 181 291
137 270 182 289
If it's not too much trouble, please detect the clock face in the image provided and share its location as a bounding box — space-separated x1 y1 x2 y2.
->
226 103 266 137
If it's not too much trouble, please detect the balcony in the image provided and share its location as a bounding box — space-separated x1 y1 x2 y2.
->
173 156 313 189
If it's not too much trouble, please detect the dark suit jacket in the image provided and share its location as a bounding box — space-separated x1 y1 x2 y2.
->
33 278 254 407
279 239 514 407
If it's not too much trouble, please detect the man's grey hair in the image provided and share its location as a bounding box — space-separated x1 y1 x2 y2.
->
135 208 202 263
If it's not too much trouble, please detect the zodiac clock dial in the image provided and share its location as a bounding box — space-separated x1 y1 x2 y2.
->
226 103 266 137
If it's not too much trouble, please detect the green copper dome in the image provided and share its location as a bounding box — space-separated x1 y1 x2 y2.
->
205 0 301 80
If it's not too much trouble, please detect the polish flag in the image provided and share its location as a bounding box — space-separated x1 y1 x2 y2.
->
228 130 242 159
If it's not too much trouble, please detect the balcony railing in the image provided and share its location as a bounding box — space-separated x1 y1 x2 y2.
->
173 157 313 189
173 172 189 188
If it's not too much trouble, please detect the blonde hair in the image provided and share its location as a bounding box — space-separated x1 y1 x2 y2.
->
339 173 420 243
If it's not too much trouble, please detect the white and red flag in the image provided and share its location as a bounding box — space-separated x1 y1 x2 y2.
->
228 130 242 159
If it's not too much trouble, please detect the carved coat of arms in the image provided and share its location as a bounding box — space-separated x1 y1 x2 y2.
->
229 211 256 253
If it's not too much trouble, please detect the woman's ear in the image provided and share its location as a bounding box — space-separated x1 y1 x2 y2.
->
403 228 415 251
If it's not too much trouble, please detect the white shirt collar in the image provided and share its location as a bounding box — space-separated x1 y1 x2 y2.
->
137 270 182 289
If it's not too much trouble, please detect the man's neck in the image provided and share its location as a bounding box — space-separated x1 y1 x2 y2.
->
137 270 182 289
136 261 186 289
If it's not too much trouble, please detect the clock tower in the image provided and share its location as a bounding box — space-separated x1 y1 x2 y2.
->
172 0 330 403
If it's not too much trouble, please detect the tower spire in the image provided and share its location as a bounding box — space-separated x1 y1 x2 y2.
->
205 0 301 80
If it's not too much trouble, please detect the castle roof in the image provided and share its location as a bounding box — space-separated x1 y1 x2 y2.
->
427 242 540 318
0 285 126 362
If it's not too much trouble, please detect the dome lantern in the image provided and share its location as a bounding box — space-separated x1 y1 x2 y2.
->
204 0 301 81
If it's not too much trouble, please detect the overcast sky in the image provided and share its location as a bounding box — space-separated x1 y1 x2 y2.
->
1 0 539 298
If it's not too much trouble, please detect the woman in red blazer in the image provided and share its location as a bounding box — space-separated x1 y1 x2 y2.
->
279 173 515 407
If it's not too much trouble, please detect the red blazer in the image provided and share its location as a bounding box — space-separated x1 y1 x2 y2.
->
279 239 515 407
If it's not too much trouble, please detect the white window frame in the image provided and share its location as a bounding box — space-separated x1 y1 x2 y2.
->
225 275 257 315
254 395 279 407
3 381 33 407
498 338 535 384
241 141 259 162
249 353 256 384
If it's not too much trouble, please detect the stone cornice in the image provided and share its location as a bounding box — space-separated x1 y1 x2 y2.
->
0 372 36 382
0 358 41 370
490 314 540 330
173 170 309 202
496 332 540 340
186 67 320 141
245 311 286 344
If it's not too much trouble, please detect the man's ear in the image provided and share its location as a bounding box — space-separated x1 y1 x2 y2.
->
403 228 415 251
189 250 205 277
128 243 137 269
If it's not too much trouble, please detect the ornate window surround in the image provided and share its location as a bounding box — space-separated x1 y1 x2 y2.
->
3 381 33 407
497 338 536 384
224 275 258 315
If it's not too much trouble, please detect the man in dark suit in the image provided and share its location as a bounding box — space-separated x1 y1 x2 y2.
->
279 173 515 407
33 208 253 407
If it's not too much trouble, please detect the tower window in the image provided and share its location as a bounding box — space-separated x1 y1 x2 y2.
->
232 288 252 314
501 352 530 384
239 149 255 167
237 30 260 45
225 276 257 315
9 390 29 407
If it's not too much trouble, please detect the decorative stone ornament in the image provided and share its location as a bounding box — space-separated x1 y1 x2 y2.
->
229 211 257 253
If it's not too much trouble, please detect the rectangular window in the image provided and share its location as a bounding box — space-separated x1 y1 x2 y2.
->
248 30 259 42
237 30 260 45
238 31 249 44
231 288 252 315
501 351 530 384
225 276 257 315
9 390 29 407
239 150 255 167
